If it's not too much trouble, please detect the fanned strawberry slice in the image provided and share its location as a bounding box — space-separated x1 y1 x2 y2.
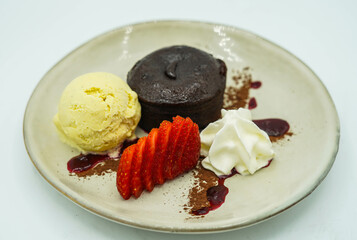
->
191 123 201 166
131 137 146 198
154 120 171 185
116 144 136 200
142 128 158 192
164 116 185 180
181 121 200 172
170 117 194 179
117 116 200 200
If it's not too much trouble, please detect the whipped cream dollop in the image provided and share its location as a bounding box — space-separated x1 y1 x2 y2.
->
201 108 274 176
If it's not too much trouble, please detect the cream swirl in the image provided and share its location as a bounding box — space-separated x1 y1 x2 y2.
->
201 108 274 176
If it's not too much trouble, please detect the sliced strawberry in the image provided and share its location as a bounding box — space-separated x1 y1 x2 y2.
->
190 122 201 167
181 121 200 172
142 128 159 192
164 116 185 180
170 117 194 179
117 116 200 200
131 137 146 198
154 120 172 185
116 144 136 200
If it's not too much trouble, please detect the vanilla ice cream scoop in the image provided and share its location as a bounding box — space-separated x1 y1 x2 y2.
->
53 72 141 153
201 108 274 176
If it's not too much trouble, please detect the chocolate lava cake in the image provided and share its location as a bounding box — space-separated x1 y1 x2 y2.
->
127 45 227 131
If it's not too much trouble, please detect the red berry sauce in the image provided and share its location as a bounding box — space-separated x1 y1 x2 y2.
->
192 158 272 216
251 81 262 89
192 184 229 215
253 119 290 137
67 138 138 173
68 154 111 173
248 97 257 109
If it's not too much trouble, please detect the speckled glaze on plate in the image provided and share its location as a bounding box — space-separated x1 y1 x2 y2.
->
23 20 340 233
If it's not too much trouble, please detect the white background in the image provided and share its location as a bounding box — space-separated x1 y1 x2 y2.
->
1 0 356 239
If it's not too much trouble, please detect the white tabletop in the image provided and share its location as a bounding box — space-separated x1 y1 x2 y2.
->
1 0 356 239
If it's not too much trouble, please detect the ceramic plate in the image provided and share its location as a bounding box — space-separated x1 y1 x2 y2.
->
23 21 339 233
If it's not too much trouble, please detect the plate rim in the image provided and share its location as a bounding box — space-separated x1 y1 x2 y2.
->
23 19 340 233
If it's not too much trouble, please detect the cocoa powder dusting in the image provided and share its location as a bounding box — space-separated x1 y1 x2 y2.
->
184 159 219 215
223 67 254 110
73 158 119 178
270 132 293 142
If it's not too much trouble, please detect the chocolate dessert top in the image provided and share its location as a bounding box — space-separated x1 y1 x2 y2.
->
127 45 227 105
